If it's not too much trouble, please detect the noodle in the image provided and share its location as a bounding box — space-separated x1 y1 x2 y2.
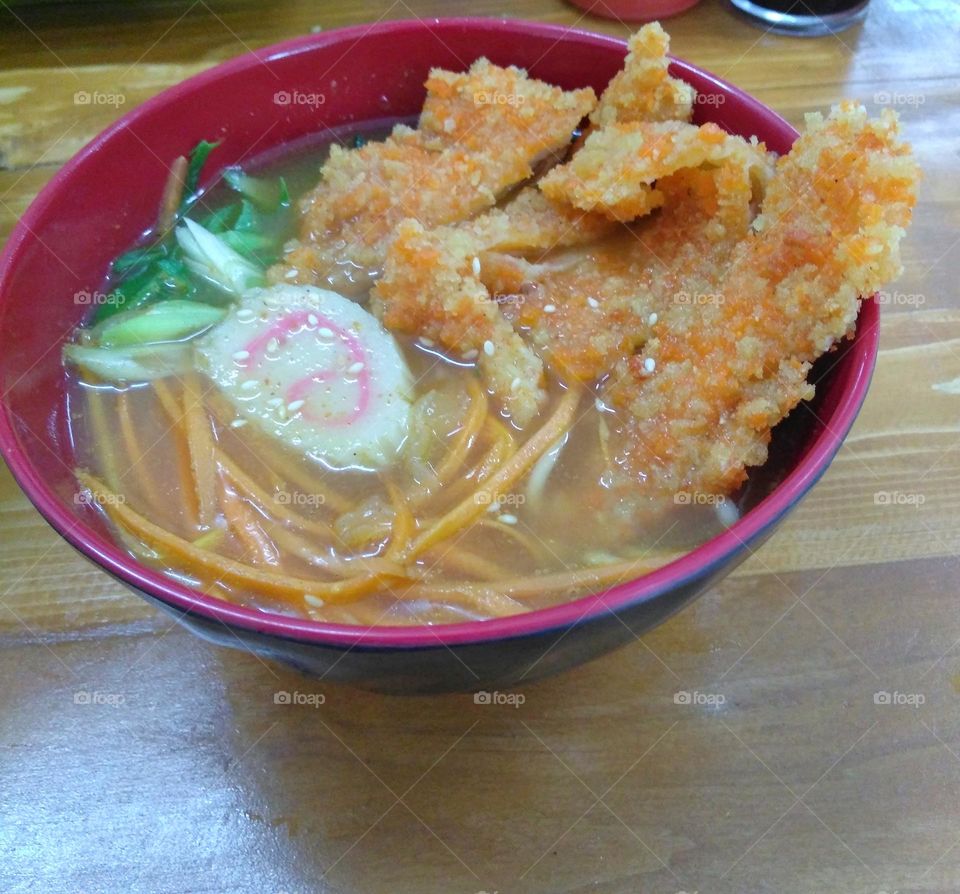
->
182 374 220 529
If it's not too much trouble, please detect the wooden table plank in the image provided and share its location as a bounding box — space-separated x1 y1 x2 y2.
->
1 1 959 892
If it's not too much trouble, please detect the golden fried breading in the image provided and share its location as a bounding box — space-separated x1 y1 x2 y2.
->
539 120 774 222
371 219 547 426
602 103 918 501
590 23 695 127
478 161 760 385
463 187 618 254
272 61 595 292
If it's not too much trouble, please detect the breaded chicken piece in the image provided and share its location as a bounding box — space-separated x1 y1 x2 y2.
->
479 161 762 384
463 187 619 255
273 61 595 292
590 23 695 127
602 104 918 502
540 120 774 222
371 219 547 426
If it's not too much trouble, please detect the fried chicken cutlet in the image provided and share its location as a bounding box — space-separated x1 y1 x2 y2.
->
602 103 918 504
272 60 595 293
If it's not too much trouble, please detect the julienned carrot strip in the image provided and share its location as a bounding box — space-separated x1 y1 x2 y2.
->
117 392 165 512
405 550 683 603
434 377 487 484
182 374 219 529
217 451 334 539
76 471 409 605
401 388 581 561
84 388 121 491
384 480 415 561
217 472 278 566
205 390 352 515
151 378 200 532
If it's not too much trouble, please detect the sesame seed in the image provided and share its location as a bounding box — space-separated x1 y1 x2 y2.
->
595 398 605 412
511 377 522 391
267 397 283 408
266 338 280 354
307 314 319 327
483 340 495 356
317 327 335 339
284 269 298 280
648 312 658 325
420 336 435 348
543 304 557 314
240 380 258 391
471 256 481 277
286 399 306 414
231 350 250 362
644 357 656 374
304 594 325 608
587 297 599 309
498 513 518 525
230 418 247 429
236 308 255 322
347 361 365 375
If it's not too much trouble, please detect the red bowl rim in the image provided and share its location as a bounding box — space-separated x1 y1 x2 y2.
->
0 17 879 650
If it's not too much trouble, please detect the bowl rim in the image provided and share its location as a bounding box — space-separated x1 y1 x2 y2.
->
0 16 880 650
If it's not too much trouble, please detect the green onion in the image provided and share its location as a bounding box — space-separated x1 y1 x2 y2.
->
175 218 265 295
224 168 290 212
92 300 226 347
63 342 193 383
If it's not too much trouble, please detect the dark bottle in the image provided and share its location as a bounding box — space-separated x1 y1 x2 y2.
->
728 0 870 35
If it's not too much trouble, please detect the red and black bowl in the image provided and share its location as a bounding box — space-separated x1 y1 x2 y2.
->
0 18 878 694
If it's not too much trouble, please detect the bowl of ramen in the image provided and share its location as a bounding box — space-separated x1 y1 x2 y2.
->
0 19 917 693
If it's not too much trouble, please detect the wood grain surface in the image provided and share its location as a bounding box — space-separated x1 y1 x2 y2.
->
1 0 959 891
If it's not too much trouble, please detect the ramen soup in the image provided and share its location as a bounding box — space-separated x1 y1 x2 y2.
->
64 23 918 625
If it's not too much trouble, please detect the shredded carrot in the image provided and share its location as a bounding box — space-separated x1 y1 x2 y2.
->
218 451 334 539
76 471 408 605
434 376 487 484
217 472 278 566
182 374 219 529
152 378 200 531
116 392 165 512
401 387 581 561
384 479 415 561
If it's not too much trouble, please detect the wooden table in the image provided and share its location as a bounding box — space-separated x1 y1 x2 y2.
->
1 0 958 891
